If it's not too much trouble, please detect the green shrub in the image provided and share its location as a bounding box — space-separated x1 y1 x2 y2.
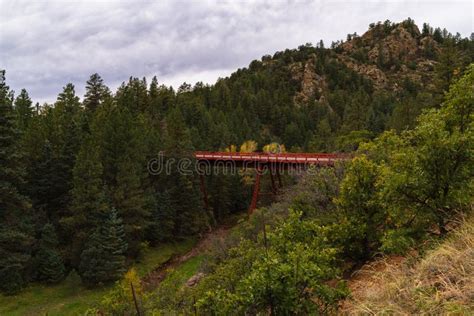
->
194 210 348 314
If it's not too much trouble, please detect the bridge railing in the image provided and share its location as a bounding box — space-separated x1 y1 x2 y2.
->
194 151 347 163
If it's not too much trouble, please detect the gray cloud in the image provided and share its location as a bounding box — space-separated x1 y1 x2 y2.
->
0 0 472 103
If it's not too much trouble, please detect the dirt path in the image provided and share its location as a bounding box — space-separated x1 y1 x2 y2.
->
141 224 233 291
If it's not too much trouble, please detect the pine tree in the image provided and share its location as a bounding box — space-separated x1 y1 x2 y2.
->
27 142 66 223
83 73 111 113
168 172 208 235
43 83 83 225
148 76 161 120
147 191 175 243
113 155 150 257
14 88 34 130
435 40 461 94
309 118 333 151
62 137 109 267
36 223 65 283
341 89 372 133
97 106 151 257
164 108 209 235
0 70 34 294
19 91 81 227
433 27 443 43
79 208 127 286
115 77 149 114
421 23 432 37
208 174 233 222
56 83 81 114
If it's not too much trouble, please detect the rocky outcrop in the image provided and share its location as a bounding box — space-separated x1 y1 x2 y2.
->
417 59 437 72
335 21 438 91
366 24 420 64
338 55 388 89
288 20 439 100
420 36 441 55
290 55 327 105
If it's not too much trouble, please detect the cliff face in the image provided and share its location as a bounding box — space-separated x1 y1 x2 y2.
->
290 55 328 104
357 23 421 64
342 22 440 89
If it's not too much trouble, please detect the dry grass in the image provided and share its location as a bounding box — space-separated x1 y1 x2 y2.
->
342 215 474 315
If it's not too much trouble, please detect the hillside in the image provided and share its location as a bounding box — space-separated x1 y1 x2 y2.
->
137 63 472 314
178 18 472 152
343 213 474 314
0 18 473 314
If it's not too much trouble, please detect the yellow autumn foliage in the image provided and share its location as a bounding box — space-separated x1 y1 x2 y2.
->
263 142 286 154
240 140 258 153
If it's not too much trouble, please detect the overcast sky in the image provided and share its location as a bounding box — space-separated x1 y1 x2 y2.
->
0 0 472 104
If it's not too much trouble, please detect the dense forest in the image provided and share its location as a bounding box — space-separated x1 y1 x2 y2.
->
1 18 473 313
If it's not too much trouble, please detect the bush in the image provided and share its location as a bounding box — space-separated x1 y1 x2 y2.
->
336 156 385 259
194 210 348 314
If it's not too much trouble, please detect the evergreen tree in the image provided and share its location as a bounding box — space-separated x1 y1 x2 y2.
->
14 88 34 130
433 27 443 43
421 23 432 37
309 118 333 151
62 137 109 267
83 73 110 113
147 191 175 243
435 40 461 94
79 208 127 286
0 70 34 294
208 174 233 222
96 105 151 257
56 83 81 111
163 108 209 235
27 142 66 224
113 155 151 257
36 223 65 283
341 89 372 133
148 76 162 120
115 77 149 114
42 83 83 225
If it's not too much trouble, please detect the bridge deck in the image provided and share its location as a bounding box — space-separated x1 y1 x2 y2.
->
195 151 343 165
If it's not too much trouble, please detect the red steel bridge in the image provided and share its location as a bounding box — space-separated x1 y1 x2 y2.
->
194 151 345 215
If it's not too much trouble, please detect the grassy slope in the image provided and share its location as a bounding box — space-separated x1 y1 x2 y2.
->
160 255 206 288
344 214 474 315
0 239 195 316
